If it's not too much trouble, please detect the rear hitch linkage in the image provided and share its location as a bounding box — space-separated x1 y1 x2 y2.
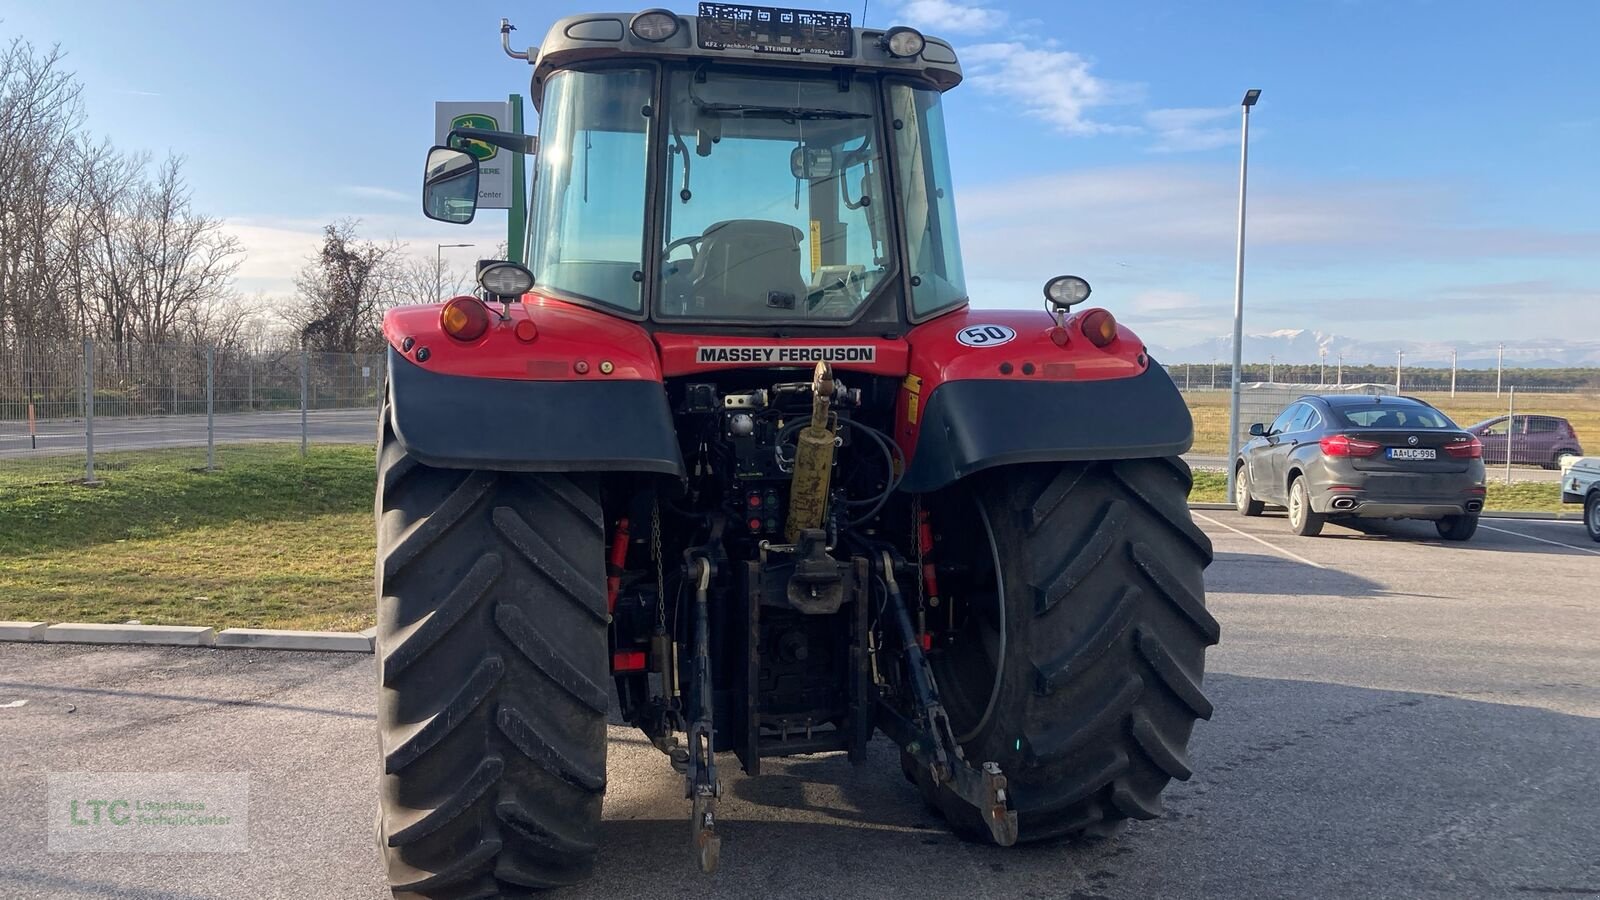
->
684 555 722 873
875 549 1019 846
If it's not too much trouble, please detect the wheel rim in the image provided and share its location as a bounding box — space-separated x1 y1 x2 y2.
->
1289 484 1303 526
1236 470 1249 511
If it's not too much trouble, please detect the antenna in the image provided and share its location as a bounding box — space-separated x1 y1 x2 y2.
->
501 18 535 62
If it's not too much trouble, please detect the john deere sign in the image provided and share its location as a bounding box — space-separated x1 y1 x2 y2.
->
434 101 513 209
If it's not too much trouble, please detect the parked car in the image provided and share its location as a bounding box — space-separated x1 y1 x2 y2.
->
1466 414 1584 469
1235 394 1487 540
1559 456 1600 542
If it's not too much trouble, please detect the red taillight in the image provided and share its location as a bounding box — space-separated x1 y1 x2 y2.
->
1443 435 1483 459
440 295 490 341
612 650 647 672
1078 308 1118 347
1320 434 1382 457
513 318 538 342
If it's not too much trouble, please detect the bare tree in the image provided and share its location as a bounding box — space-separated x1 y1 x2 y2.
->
287 220 403 352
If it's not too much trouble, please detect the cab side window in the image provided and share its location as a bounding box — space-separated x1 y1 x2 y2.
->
1291 405 1320 433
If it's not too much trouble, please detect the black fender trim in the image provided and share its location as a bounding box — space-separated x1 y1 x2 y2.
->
386 348 685 476
899 363 1193 493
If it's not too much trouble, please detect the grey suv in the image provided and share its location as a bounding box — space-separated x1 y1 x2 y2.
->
1235 395 1488 540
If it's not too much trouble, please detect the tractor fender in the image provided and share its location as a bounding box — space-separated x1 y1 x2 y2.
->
382 298 685 476
895 309 1192 492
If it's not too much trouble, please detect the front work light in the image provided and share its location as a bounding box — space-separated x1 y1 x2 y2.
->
1044 275 1092 309
881 26 925 58
478 261 534 298
630 9 680 42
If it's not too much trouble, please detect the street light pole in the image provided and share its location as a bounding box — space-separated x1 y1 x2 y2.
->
1225 88 1261 506
436 243 476 300
1395 351 1404 393
1337 353 1343 386
1496 343 1504 397
1450 348 1457 398
1319 348 1327 385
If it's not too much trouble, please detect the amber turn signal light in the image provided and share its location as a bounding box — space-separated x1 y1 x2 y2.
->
440 296 490 342
1078 308 1118 347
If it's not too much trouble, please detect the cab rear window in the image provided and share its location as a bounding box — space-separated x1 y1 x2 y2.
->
1335 405 1454 429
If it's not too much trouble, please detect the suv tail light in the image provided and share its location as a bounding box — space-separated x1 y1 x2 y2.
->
1443 435 1483 459
1320 434 1382 457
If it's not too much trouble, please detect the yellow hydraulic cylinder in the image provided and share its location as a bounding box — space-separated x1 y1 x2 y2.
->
784 361 837 542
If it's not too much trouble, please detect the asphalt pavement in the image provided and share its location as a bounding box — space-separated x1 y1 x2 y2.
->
0 515 1595 899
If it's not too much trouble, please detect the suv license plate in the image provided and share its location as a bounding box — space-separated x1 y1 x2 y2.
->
1388 448 1437 460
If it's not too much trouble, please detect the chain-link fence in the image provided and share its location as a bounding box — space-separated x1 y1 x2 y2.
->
1164 363 1599 484
0 339 383 482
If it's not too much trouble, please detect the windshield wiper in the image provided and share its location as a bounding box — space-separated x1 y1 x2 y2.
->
694 101 870 122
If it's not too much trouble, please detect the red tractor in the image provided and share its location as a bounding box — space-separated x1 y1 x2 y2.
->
379 7 1216 895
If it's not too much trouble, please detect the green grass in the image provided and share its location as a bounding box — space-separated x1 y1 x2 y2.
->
1186 467 1564 512
0 445 376 631
0 440 1572 631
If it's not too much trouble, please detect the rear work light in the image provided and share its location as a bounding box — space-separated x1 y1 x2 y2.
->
1320 434 1382 457
440 295 490 341
1443 435 1483 459
1078 308 1118 347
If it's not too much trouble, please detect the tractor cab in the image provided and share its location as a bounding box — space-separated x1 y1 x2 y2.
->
425 7 968 331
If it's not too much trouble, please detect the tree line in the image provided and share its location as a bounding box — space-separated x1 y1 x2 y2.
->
0 36 474 370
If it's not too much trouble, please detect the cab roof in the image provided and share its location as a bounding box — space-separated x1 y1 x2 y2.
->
530 10 963 109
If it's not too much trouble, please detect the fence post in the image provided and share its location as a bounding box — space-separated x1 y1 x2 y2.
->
84 339 97 484
300 349 309 458
247 358 254 410
206 345 215 471
1505 386 1515 486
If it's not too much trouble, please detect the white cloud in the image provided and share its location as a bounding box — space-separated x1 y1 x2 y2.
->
895 0 1008 34
1144 107 1237 153
339 185 411 203
222 214 505 296
961 42 1136 135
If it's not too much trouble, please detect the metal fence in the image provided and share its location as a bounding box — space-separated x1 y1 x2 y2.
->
1166 365 1599 485
0 339 383 482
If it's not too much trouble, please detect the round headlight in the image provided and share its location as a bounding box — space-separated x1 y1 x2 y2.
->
1044 275 1092 309
882 26 926 59
630 9 680 42
479 261 534 298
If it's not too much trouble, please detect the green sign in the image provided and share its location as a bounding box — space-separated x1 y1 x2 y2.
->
450 113 499 161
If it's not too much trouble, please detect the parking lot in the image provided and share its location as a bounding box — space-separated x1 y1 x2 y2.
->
0 513 1594 899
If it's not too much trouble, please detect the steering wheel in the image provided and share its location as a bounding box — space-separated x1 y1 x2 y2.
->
664 234 703 261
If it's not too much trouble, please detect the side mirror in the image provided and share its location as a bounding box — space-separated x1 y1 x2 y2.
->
422 146 479 224
790 146 837 180
1248 423 1267 437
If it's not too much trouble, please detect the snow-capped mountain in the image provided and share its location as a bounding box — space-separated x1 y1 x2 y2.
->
1150 330 1600 368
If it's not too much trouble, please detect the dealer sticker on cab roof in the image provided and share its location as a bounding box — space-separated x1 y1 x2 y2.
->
696 345 876 364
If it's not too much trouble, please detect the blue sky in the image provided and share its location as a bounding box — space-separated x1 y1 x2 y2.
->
3 0 1596 357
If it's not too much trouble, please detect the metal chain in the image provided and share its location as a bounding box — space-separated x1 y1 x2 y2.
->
652 496 667 635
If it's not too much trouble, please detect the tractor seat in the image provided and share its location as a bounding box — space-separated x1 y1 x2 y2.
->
691 219 808 315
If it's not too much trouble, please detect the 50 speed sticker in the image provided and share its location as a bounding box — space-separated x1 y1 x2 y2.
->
956 324 1017 347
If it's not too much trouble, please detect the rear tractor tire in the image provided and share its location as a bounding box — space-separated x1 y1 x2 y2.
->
376 421 609 897
916 458 1218 843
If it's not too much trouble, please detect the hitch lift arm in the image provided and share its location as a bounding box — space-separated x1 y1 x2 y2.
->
874 550 1018 846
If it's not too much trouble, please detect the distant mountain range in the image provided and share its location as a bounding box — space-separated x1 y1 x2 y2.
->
1150 330 1600 369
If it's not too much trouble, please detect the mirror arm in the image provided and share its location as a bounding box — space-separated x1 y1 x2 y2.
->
449 127 537 156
